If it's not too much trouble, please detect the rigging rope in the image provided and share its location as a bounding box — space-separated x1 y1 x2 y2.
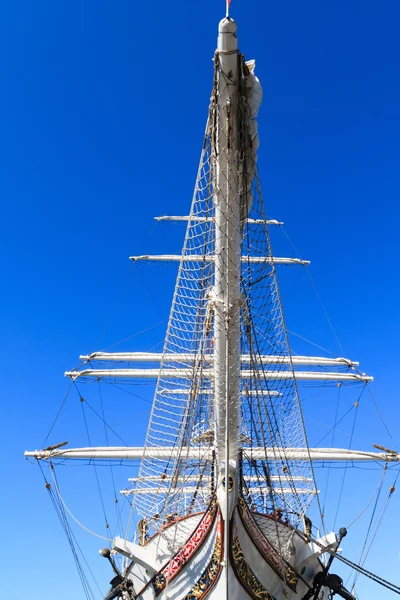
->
332 385 366 531
98 381 124 539
351 470 398 591
281 226 345 355
38 461 102 599
78 389 111 537
322 384 341 516
48 460 111 542
41 379 74 448
293 526 400 596
367 386 398 449
346 466 387 529
91 262 136 351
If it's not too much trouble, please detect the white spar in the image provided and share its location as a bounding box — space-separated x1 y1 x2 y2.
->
129 254 309 265
154 216 284 225
65 368 372 382
24 446 399 462
127 475 313 482
120 486 317 496
79 352 359 368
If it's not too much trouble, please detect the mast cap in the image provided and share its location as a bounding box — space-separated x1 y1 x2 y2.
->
218 17 237 35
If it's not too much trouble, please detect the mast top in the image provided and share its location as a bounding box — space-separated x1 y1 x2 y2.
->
218 17 237 52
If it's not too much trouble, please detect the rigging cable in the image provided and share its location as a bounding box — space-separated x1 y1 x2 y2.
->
41 379 74 448
332 385 366 531
251 191 327 537
137 263 166 322
350 469 398 592
346 465 388 529
321 383 341 517
287 329 335 356
352 464 386 567
305 530 400 596
79 386 129 446
281 226 345 355
91 262 136 351
98 381 124 539
74 382 111 539
314 403 356 447
98 319 165 353
38 460 102 599
47 459 111 541
367 386 398 449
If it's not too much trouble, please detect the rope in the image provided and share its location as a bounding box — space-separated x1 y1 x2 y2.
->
322 384 341 517
346 466 387 529
367 386 398 449
98 381 124 539
41 379 74 448
91 262 136 351
38 462 102 599
297 528 400 596
48 461 111 542
75 383 111 538
351 470 398 591
332 385 366 530
281 226 345 355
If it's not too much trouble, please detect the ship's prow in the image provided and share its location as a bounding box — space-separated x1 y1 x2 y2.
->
105 494 347 600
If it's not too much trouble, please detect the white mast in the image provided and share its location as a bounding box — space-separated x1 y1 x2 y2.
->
213 16 240 513
213 17 241 596
214 15 240 478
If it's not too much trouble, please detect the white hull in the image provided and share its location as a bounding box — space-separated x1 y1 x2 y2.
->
119 496 334 600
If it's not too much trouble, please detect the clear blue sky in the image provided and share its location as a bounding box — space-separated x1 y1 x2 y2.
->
1 1 400 598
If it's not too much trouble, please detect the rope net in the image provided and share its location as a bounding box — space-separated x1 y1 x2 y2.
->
129 53 317 533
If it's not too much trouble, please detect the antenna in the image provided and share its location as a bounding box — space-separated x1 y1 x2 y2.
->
226 0 230 18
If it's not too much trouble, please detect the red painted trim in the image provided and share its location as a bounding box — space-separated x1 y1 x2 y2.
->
135 497 218 598
237 497 299 592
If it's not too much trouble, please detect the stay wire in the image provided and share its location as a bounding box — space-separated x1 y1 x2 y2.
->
352 468 399 591
346 465 387 529
282 513 400 595
281 226 345 354
99 319 165 353
75 382 111 538
349 465 386 590
315 404 355 447
367 386 397 450
98 381 124 538
136 263 166 321
79 388 129 446
333 385 366 531
322 384 341 516
52 465 104 597
306 530 400 595
91 262 136 351
38 461 100 599
41 379 75 448
47 459 111 541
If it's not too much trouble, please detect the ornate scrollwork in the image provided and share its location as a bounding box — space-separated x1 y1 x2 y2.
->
149 498 218 596
237 496 298 592
284 566 298 589
183 515 223 600
231 523 277 600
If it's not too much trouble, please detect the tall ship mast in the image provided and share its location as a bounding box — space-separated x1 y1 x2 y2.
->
25 12 400 600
